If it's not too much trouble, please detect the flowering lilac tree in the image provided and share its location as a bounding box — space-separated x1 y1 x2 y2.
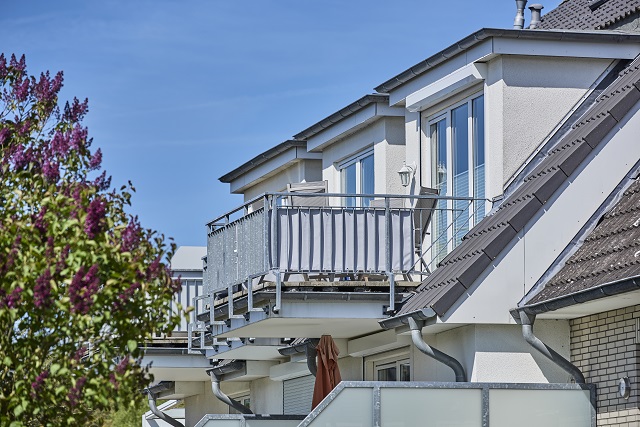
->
0 55 182 426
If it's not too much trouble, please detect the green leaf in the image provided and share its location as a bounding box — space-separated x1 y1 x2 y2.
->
127 340 137 352
50 363 61 375
13 404 24 417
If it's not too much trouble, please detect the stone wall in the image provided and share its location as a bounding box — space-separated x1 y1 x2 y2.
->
570 305 640 426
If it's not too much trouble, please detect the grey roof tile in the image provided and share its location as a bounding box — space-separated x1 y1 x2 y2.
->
527 178 640 303
538 0 640 30
393 55 640 319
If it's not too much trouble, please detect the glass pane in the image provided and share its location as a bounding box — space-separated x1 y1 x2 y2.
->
431 119 448 265
452 104 469 246
377 366 397 381
381 388 482 427
472 95 485 225
342 162 356 207
399 362 410 382
490 389 592 427
306 388 372 426
360 154 374 207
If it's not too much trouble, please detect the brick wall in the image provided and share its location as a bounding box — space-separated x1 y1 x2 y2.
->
570 305 640 426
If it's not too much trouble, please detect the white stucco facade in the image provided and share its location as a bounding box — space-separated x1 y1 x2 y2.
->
152 28 640 427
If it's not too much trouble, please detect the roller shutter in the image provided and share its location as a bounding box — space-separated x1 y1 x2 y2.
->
283 375 314 414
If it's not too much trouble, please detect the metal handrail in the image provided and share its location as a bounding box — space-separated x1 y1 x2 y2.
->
206 192 485 228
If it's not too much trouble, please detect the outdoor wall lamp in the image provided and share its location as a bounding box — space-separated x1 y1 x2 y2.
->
398 162 416 187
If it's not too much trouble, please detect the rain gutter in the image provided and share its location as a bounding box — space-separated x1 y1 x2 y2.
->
375 28 640 94
277 338 319 377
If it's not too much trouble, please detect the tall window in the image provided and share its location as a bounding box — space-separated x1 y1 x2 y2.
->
340 151 374 207
429 94 485 262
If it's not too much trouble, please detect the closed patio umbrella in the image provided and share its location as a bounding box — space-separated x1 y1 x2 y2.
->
311 335 342 409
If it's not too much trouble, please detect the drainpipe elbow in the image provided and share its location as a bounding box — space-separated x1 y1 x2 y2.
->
408 317 467 382
145 390 184 427
519 311 585 384
209 373 253 414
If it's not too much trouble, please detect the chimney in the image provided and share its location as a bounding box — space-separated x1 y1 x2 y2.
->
513 0 528 29
529 4 544 29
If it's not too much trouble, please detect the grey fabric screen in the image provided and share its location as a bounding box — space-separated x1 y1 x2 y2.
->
272 208 414 273
283 375 315 415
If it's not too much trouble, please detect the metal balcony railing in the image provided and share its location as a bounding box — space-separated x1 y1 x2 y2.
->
188 192 487 353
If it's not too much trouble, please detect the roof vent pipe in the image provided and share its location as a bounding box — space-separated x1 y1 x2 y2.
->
529 4 544 29
408 317 467 382
145 390 185 427
518 311 585 383
513 0 528 29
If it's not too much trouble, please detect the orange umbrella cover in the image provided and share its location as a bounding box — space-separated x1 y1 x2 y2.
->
311 335 342 409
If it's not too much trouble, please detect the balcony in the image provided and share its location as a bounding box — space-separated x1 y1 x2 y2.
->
194 381 595 427
189 191 485 353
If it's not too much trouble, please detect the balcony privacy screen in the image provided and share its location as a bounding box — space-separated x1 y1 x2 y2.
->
272 208 413 273
205 207 415 294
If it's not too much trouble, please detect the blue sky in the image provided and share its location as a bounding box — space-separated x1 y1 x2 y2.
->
2 0 562 247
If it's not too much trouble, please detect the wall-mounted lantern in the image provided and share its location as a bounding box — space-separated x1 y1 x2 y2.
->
398 162 416 187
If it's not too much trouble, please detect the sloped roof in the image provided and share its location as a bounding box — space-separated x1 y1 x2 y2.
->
390 56 640 322
526 177 640 305
538 0 640 30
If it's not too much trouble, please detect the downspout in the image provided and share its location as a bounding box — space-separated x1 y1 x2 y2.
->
408 317 467 382
145 389 185 427
206 368 253 414
306 342 318 377
518 311 585 383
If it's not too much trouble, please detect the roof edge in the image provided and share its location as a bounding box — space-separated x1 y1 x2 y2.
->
379 308 436 330
375 27 640 94
293 94 390 141
511 277 640 321
219 140 307 184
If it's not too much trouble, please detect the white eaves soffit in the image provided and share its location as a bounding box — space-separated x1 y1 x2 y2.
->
228 146 322 194
390 36 640 108
306 103 404 152
406 63 487 113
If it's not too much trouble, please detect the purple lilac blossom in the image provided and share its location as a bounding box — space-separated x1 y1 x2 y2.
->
84 197 105 238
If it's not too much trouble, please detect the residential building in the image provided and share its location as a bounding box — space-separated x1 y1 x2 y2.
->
148 1 640 426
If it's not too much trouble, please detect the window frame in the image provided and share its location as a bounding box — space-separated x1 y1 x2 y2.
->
364 348 412 382
423 91 486 257
338 149 375 207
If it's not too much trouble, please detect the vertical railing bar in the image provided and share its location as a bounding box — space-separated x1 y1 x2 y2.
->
187 322 192 354
482 383 490 427
228 283 235 320
263 195 269 273
385 196 395 314
373 385 381 427
247 275 254 312
274 269 282 314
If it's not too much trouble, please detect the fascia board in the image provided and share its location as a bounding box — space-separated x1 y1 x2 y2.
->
229 147 322 194
306 104 403 152
388 39 494 106
388 37 640 107
406 63 488 113
492 37 640 59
